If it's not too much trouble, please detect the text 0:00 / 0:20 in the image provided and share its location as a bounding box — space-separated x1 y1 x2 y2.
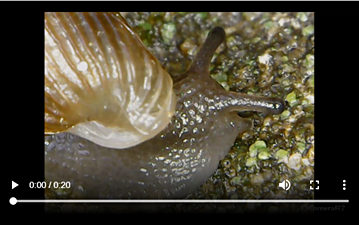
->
29 181 71 189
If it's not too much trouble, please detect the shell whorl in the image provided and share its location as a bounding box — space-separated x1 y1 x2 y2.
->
45 12 176 149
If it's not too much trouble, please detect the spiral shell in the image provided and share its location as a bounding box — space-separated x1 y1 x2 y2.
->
45 12 176 149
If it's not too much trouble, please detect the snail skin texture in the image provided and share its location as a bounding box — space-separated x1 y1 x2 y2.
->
45 12 285 199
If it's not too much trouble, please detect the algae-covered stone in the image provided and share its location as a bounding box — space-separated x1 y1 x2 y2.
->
138 22 152 31
258 151 271 160
249 139 266 152
303 24 314 37
308 75 314 87
161 23 176 43
297 12 308 22
296 142 306 154
275 149 289 164
246 157 258 167
280 110 291 120
275 149 289 159
249 140 271 160
286 91 298 107
287 153 302 171
305 54 314 69
231 176 241 185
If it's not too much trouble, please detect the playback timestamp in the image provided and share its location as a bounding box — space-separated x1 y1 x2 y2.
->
29 181 71 189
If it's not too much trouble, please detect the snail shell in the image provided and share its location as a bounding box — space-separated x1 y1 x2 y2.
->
45 12 176 149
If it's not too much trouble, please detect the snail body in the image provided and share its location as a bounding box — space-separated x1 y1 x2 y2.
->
45 12 284 199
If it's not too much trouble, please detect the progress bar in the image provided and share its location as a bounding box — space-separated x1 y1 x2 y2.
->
9 198 349 205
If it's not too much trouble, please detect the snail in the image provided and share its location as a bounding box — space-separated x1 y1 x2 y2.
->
45 12 284 199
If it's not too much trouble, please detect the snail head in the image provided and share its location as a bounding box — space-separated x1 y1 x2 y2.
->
173 27 284 120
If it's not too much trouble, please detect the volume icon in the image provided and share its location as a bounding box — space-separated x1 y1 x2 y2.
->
279 179 291 191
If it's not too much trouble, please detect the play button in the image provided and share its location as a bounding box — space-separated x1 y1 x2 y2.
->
12 181 18 189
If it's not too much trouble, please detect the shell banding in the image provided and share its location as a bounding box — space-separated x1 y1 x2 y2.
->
45 12 177 149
